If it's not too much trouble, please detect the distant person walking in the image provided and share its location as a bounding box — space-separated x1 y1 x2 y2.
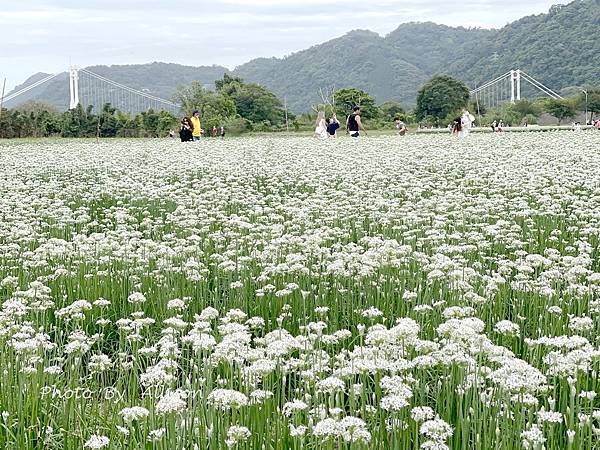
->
179 117 193 142
326 115 340 138
346 106 367 138
491 120 497 132
220 126 225 138
190 110 202 141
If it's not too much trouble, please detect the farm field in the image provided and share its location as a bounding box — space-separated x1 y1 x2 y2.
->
1 133 599 449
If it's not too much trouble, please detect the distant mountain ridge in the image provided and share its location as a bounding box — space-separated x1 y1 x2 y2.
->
5 0 599 113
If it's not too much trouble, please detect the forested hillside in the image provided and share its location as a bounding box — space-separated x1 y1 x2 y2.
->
235 0 598 110
446 0 600 88
5 0 598 112
235 30 428 112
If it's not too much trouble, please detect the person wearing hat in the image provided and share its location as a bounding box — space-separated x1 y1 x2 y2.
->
191 110 202 141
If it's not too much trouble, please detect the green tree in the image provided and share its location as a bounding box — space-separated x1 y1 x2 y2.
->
14 101 60 137
215 74 245 96
379 101 405 121
470 99 487 117
60 104 97 137
508 100 542 122
215 75 286 127
98 103 121 137
0 108 15 138
333 88 378 120
173 81 236 122
231 84 285 126
415 75 470 123
156 111 179 137
577 87 600 121
544 98 576 124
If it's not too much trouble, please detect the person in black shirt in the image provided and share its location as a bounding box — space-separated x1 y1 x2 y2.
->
326 115 340 138
346 106 367 137
179 117 193 142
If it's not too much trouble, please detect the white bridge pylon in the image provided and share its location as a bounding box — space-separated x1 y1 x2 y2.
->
470 69 563 109
69 66 79 110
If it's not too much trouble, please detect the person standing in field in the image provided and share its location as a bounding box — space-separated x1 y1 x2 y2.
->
314 111 327 139
452 117 461 136
459 109 474 137
190 111 202 141
179 117 193 142
220 126 225 138
346 106 367 138
326 115 340 138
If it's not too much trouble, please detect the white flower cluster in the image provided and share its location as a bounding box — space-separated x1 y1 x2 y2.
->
1 134 599 449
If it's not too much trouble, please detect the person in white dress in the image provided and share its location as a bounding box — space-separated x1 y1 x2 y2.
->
459 109 474 137
314 111 327 139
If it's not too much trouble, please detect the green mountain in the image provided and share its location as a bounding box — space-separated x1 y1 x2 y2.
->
236 0 598 111
445 1 600 89
385 23 495 78
5 0 599 113
234 30 428 112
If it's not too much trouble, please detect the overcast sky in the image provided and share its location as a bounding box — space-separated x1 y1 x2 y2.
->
1 0 570 91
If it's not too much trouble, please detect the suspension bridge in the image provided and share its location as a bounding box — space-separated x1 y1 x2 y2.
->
3 66 181 115
470 69 563 110
2 66 562 116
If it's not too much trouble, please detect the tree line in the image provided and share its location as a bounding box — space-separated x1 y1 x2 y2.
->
1 73 598 139
414 75 600 127
0 102 179 139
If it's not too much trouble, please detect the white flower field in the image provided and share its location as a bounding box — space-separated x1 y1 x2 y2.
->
1 132 599 449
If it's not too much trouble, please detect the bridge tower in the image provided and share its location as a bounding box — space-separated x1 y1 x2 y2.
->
510 69 521 103
69 66 79 109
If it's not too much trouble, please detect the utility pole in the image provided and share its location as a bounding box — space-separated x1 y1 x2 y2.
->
284 95 289 133
475 91 482 127
0 78 6 130
581 89 588 124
